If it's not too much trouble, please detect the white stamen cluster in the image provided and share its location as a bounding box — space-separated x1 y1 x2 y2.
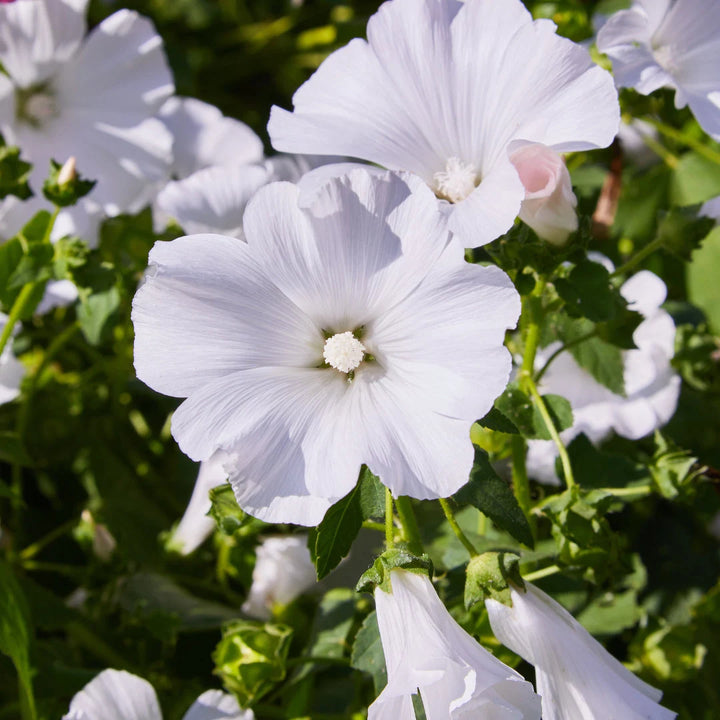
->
323 331 366 373
433 156 479 203
23 92 59 124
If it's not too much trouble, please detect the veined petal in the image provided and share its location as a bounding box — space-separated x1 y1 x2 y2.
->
62 669 162 720
0 0 87 87
182 690 254 720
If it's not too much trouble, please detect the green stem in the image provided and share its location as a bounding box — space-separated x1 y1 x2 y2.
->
600 485 654 498
519 277 546 390
439 497 478 557
611 235 665 278
17 674 36 720
526 378 576 491
394 496 423 555
41 206 60 246
363 520 386 533
523 564 561 583
19 518 77 561
644 116 720 166
534 330 597 384
510 435 535 541
385 488 395 549
639 130 679 169
0 284 35 357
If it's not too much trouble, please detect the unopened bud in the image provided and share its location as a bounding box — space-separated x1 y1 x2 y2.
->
57 156 77 187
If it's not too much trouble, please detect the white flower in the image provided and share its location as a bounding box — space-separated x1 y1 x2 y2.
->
486 583 676 720
0 0 174 240
597 0 720 141
617 118 660 169
370 569 541 719
159 96 264 179
268 0 619 248
510 143 578 246
0 312 24 405
132 169 520 525
242 536 316 619
35 278 79 314
701 195 720 222
63 668 253 720
527 270 681 484
170 452 227 555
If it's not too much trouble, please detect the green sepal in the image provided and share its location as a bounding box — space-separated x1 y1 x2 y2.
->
42 158 96 207
649 431 702 499
208 482 247 535
0 134 32 201
356 546 433 595
213 620 293 707
464 551 524 609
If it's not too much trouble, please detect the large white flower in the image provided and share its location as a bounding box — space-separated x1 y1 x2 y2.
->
597 0 720 141
526 270 680 484
486 583 676 720
63 668 253 720
268 0 619 248
242 535 316 619
370 569 541 719
0 0 174 240
159 96 264 179
132 169 520 525
0 312 24 405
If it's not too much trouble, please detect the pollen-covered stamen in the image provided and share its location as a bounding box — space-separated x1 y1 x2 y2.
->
323 331 366 373
433 157 479 203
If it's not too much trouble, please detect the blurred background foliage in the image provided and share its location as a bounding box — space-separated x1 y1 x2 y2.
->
2 0 720 718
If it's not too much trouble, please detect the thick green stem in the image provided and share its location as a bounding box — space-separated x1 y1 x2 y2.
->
438 498 478 557
519 276 546 390
385 488 395 549
17 674 36 720
510 435 535 541
526 378 576 490
523 564 561 583
394 496 423 555
611 235 664 278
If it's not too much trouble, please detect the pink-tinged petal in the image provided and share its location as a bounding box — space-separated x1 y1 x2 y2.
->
62 669 162 720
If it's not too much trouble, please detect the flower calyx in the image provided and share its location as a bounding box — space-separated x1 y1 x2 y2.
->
43 157 96 207
465 551 524 609
356 546 434 595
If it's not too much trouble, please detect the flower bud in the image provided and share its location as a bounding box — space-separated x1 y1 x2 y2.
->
57 156 77 187
510 143 578 245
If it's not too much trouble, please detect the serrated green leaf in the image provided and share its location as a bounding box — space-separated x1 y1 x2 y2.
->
454 446 534 548
657 207 714 261
687 226 720 334
350 611 387 695
358 466 385 520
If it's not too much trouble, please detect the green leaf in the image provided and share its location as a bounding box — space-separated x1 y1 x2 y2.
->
613 164 669 241
569 335 625 396
670 151 720 206
77 285 121 345
687 226 720 333
18 210 51 245
567 434 648 489
0 561 36 719
0 237 24 307
454 446 534 548
208 482 246 535
306 588 356 660
494 384 572 440
656 207 714 261
540 394 574 434
309 469 382 579
649 432 700 499
477 406 519 434
350 611 387 695
356 548 433 594
42 158 96 208
0 134 32 200
555 260 617 322
7 243 53 289
464 551 523 608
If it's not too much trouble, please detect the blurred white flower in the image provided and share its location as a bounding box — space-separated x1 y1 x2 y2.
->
617 118 660 169
701 195 720 222
170 452 227 556
486 583 676 720
510 143 578 246
133 169 520 525
370 569 541 719
0 311 24 405
268 0 618 248
597 0 720 141
242 536 316 619
527 270 680 483
0 0 174 242
63 668 253 720
158 96 264 179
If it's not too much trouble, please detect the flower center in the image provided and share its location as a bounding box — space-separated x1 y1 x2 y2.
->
433 157 479 203
323 331 366 373
16 86 59 127
652 42 677 75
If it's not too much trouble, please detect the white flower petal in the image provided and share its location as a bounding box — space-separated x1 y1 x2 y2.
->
62 669 162 720
371 570 540 720
241 536 316 619
269 0 618 247
486 584 676 720
171 452 228 555
159 96 264 178
0 312 24 406
182 690 254 720
0 0 87 87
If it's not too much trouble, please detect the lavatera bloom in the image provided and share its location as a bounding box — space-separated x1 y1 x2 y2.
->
371 569 541 719
597 0 720 141
268 0 619 247
0 0 174 241
132 169 520 525
63 668 253 720
526 270 680 484
486 583 677 720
